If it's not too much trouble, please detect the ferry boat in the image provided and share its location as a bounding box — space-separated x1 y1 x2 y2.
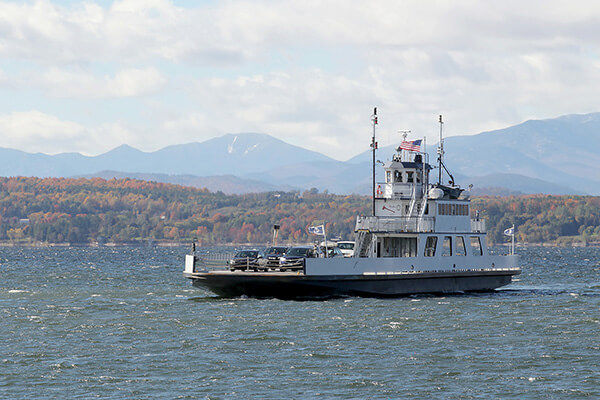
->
183 110 520 299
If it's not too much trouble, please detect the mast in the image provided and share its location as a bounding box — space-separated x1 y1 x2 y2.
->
437 114 443 185
421 136 427 197
371 107 378 216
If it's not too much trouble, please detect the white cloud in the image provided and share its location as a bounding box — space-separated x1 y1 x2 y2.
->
0 0 596 65
0 110 82 142
0 0 243 65
0 111 135 155
39 67 167 98
1 0 600 160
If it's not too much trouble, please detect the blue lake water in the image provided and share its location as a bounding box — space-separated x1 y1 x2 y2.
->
1 246 599 399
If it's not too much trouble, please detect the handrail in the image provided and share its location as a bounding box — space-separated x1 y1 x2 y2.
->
355 216 487 233
355 216 435 233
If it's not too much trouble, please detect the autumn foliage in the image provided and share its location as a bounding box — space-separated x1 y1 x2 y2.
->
0 177 368 245
1 177 599 246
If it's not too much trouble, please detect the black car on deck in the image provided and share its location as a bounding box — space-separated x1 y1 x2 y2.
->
319 246 344 258
229 250 262 271
257 246 289 270
279 246 316 271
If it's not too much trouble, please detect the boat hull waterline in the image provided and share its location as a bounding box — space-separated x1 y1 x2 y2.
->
184 269 521 299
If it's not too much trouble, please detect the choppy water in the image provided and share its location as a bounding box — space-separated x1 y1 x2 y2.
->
1 246 599 399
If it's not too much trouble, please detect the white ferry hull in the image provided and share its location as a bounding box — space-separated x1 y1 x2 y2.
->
184 268 520 299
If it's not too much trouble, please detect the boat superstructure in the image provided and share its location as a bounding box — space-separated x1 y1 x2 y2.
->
183 112 520 299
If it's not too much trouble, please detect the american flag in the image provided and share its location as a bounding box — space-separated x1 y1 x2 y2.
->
399 139 422 152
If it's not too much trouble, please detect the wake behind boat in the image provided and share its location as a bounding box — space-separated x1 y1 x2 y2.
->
183 110 520 299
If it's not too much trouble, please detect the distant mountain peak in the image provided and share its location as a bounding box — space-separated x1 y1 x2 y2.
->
105 144 143 154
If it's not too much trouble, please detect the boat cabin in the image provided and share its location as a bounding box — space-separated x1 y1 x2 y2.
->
355 143 487 263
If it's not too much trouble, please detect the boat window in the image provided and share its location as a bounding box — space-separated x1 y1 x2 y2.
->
394 170 402 183
442 236 452 256
456 236 466 256
424 236 437 257
382 237 417 257
407 171 414 183
470 236 483 256
386 171 391 183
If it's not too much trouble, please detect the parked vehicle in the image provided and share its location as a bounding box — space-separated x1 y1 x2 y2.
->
229 249 262 271
336 241 355 257
279 246 316 270
318 245 344 258
326 246 344 258
257 246 289 270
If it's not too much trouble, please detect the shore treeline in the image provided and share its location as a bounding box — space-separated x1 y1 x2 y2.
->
0 177 599 246
471 195 600 245
0 177 367 245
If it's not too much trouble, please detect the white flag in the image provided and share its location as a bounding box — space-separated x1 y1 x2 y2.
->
503 227 514 236
308 225 325 235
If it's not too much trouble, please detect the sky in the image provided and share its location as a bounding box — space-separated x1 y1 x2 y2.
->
0 0 599 161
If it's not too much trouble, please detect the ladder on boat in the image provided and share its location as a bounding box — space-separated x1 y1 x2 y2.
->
354 230 372 258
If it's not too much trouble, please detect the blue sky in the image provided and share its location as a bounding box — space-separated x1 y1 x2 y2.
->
1 0 599 160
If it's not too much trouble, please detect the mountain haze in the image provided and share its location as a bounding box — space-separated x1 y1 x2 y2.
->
0 133 333 178
0 113 598 195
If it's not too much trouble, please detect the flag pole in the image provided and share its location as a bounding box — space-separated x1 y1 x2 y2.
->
511 224 515 255
371 107 378 216
324 225 328 258
438 115 443 185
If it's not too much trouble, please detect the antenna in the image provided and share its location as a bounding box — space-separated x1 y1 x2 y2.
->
371 107 378 216
437 115 444 185
398 129 411 140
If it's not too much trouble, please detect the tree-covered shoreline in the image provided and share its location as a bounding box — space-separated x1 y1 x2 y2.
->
1 177 599 247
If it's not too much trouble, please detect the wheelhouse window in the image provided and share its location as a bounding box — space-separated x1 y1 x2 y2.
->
442 236 452 256
394 171 402 182
456 236 466 256
407 171 414 183
470 236 483 256
386 171 391 183
424 236 437 257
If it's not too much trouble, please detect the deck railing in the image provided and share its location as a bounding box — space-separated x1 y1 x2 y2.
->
355 216 487 233
355 216 435 233
195 252 234 268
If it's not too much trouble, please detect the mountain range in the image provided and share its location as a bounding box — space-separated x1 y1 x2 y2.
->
1 113 599 195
